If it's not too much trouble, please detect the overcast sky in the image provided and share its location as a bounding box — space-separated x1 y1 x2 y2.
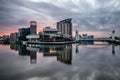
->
0 0 120 37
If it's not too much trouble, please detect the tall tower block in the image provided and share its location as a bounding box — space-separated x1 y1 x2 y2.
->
30 21 37 34
57 19 72 37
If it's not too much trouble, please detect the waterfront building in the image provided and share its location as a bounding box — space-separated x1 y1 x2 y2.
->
82 34 94 39
30 21 37 34
75 33 94 41
26 26 73 42
18 28 30 41
88 35 94 39
82 34 88 39
0 36 3 41
26 34 40 42
10 32 18 41
41 27 64 42
57 19 72 37
27 27 64 42
2 35 9 40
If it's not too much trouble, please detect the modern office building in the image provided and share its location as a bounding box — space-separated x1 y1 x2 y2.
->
10 32 18 41
57 19 72 37
30 21 37 34
18 28 30 41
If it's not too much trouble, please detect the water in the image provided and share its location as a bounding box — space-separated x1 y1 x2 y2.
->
0 41 120 80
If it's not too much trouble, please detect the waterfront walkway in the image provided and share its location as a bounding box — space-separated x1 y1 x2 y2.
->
26 38 120 45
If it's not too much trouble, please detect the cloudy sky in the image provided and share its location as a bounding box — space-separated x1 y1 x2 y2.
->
0 0 120 37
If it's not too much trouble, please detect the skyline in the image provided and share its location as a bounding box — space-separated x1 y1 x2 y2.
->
0 0 120 37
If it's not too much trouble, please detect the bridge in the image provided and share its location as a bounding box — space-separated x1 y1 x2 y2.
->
79 38 111 41
75 30 120 44
77 38 120 44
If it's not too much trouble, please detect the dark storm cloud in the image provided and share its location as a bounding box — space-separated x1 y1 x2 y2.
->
0 0 28 27
0 0 120 35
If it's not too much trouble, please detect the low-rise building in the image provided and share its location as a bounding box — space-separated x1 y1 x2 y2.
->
26 27 65 42
75 32 94 41
1 35 10 43
82 34 94 39
26 34 40 42
40 27 64 42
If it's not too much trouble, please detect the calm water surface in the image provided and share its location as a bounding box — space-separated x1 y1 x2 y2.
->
0 41 120 80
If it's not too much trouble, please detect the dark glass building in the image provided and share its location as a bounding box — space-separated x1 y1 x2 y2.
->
18 28 30 41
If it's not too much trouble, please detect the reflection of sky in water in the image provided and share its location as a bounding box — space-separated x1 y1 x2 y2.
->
0 43 120 80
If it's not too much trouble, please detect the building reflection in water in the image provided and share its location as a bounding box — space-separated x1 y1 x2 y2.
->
10 42 37 64
10 41 116 65
27 44 72 65
30 51 37 64
10 42 72 65
112 43 115 55
75 43 79 54
56 45 72 64
10 42 19 51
